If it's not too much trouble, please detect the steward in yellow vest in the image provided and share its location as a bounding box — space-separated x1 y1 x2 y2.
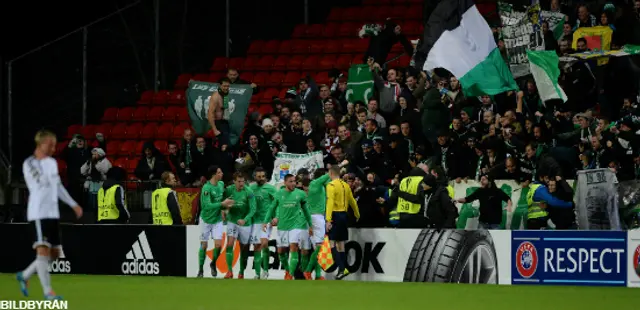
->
526 181 573 229
152 171 183 225
97 167 130 224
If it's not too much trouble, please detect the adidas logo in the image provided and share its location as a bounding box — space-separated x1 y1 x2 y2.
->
48 249 71 273
121 231 160 275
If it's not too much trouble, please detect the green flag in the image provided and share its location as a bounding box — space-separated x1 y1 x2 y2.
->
186 80 253 145
527 50 567 102
346 64 374 104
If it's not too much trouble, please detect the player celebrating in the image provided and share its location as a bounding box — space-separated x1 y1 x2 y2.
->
197 166 234 278
263 174 313 280
249 167 277 279
303 169 330 280
16 130 83 300
223 172 256 279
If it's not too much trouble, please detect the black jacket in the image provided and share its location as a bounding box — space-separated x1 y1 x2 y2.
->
463 185 510 225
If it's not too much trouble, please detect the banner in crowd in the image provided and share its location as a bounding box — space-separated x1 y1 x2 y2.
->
450 179 574 230
512 230 628 286
572 26 613 52
270 151 324 185
559 45 640 69
0 224 186 276
185 226 512 284
574 169 621 230
186 80 253 145
346 64 374 104
540 10 566 40
499 3 545 78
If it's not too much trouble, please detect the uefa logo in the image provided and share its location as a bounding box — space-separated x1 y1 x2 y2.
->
634 245 640 278
516 241 538 278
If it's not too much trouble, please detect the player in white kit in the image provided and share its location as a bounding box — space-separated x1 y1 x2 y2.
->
16 130 83 300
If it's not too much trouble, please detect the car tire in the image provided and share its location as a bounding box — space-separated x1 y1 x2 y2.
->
403 229 498 283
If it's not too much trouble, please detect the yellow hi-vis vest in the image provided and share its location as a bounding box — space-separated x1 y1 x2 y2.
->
98 185 121 221
446 185 454 199
526 184 549 219
397 176 424 214
388 189 399 223
152 188 173 225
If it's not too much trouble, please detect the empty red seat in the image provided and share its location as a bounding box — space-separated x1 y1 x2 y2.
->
352 54 365 65
342 39 359 53
255 56 276 71
402 20 421 36
211 57 228 71
125 123 144 140
56 159 67 176
252 72 269 86
278 88 288 99
192 73 209 82
168 90 185 105
94 123 113 139
286 55 305 71
263 40 280 54
156 123 174 140
336 54 353 70
140 123 158 140
117 107 134 122
258 104 274 115
113 158 128 169
309 40 325 54
305 24 323 38
278 40 293 54
283 72 301 87
266 72 285 88
110 123 128 140
398 54 411 67
243 56 260 71
323 23 340 38
162 106 180 122
135 141 146 156
338 22 357 37
261 88 280 104
273 55 290 71
106 141 121 156
247 40 265 55
291 40 309 54
66 124 82 139
154 140 168 155
302 55 320 71
315 72 332 85
406 6 422 20
101 107 118 122
324 40 341 54
209 72 224 83
132 107 150 122
319 55 337 70
228 57 244 71
56 141 67 156
355 38 370 53
137 90 154 105
177 108 190 122
119 140 138 156
373 6 392 20
359 6 377 22
292 24 307 38
152 91 169 105
126 158 138 174
241 72 254 83
172 124 187 140
80 125 96 139
390 6 407 19
174 73 192 89
327 8 341 22
341 7 361 21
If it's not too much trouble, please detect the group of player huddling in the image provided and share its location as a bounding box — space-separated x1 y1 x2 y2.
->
197 164 354 280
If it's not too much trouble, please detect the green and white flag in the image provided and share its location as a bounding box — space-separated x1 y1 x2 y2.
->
346 64 374 104
541 10 566 40
186 80 253 145
527 50 568 102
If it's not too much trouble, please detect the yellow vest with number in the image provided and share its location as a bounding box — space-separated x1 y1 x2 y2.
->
446 185 454 199
397 176 423 214
152 188 173 225
526 184 549 219
98 185 121 221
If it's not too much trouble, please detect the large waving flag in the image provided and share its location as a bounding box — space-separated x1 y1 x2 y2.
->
526 50 568 102
421 0 518 97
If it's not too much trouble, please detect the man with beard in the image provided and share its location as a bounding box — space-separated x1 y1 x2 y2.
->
434 130 464 183
249 167 277 279
456 174 512 229
207 78 231 137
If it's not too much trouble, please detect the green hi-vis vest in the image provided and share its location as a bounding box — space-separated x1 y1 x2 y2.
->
152 188 173 225
526 184 549 219
397 176 424 214
98 185 121 221
388 189 399 224
446 185 454 199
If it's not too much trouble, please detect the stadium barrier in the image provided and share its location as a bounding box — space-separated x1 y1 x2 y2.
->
1 224 638 287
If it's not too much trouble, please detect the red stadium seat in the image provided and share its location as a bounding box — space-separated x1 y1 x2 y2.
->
406 6 422 20
241 72 254 83
255 56 276 71
342 39 359 54
126 158 138 174
66 124 83 139
252 72 269 86
101 107 119 122
172 124 187 140
302 55 320 71
228 57 244 71
390 6 406 19
137 90 154 105
305 24 323 38
324 40 341 54
286 55 305 71
336 54 353 70
309 40 325 54
163 106 180 122
156 123 174 140
283 72 301 87
125 123 144 140
319 55 337 70
266 72 285 88
355 38 370 53
248 103 258 115
110 124 127 140
154 140 168 155
323 23 339 38
247 40 265 55
337 22 357 37
136 141 146 156
56 159 67 177
117 107 134 122
174 73 192 89
243 56 260 71
106 141 121 156
359 6 377 22
120 140 138 157
261 88 280 104
168 90 186 105
273 55 290 71
341 7 360 21
257 104 274 115
398 55 411 67
374 6 393 20
327 8 341 22
402 20 421 36
79 125 95 140
211 57 228 72
95 124 113 139
209 72 224 83
278 88 288 99
113 158 128 169
292 24 307 38
56 141 67 156
152 91 169 105
263 40 280 54
352 54 365 65
291 40 309 54
192 73 208 83
140 123 158 140
278 40 293 54
132 107 150 122
314 72 332 85
177 108 190 122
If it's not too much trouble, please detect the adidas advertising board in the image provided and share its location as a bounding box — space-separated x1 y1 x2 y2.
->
121 231 160 275
48 248 71 274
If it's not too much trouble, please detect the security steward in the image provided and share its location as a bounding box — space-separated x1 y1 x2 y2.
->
430 166 454 199
97 167 130 224
151 171 183 225
527 174 573 229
